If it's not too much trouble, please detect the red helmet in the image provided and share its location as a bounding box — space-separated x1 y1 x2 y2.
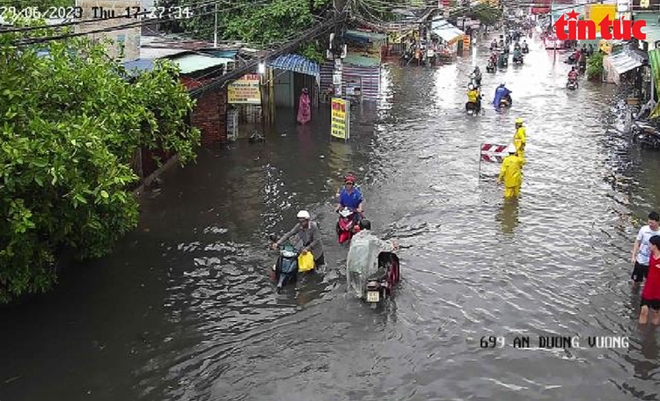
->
344 174 356 184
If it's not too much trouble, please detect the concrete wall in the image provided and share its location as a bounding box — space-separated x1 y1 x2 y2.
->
75 0 141 61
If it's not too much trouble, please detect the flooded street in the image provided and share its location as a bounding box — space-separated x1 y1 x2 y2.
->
4 35 660 401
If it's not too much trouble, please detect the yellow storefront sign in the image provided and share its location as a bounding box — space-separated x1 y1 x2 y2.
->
586 4 616 32
228 74 261 104
331 98 350 140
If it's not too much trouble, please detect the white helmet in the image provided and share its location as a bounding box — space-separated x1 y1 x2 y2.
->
468 83 474 90
296 210 310 219
506 144 517 154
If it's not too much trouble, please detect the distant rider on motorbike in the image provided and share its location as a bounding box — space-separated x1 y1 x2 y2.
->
493 82 512 109
467 83 481 113
568 66 578 82
335 174 364 222
472 66 482 86
489 52 498 65
522 40 528 50
346 219 399 299
513 47 522 61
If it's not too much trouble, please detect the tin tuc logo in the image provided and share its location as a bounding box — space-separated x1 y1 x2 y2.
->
553 9 647 41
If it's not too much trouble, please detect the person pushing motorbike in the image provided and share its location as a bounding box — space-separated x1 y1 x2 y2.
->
271 210 325 267
493 82 512 109
346 219 399 299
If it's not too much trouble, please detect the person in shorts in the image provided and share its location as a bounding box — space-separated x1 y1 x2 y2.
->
639 235 660 324
630 211 660 289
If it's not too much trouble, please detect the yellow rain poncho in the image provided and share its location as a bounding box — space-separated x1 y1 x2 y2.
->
513 126 526 163
498 153 524 198
467 90 479 103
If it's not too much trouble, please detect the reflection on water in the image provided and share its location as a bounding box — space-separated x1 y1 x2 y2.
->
3 35 660 401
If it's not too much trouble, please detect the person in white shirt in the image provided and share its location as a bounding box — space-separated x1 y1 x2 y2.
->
631 211 660 289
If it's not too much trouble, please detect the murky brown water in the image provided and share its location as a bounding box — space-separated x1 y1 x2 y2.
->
3 36 660 401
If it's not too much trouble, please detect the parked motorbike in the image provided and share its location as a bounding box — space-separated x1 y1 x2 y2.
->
566 79 578 90
365 252 401 305
336 207 360 244
632 120 660 149
486 60 496 73
269 235 300 293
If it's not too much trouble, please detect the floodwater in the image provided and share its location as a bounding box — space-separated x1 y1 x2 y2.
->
3 35 660 401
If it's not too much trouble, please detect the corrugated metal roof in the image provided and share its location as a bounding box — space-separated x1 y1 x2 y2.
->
123 59 155 76
430 19 464 42
343 53 381 67
609 52 642 75
200 50 238 58
268 53 320 85
140 47 189 59
169 54 234 74
345 30 388 43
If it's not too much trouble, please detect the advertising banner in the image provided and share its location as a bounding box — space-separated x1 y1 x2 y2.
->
331 98 350 140
228 74 261 104
648 49 660 118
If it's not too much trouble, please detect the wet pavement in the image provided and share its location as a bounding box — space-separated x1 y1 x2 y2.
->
3 34 660 401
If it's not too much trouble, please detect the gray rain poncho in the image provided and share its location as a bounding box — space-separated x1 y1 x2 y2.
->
346 230 396 299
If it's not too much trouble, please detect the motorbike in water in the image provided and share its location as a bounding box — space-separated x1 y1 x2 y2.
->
269 235 301 293
347 248 401 306
469 72 481 89
632 120 660 149
466 100 481 115
513 54 524 65
498 94 512 108
486 59 496 73
522 43 529 54
336 207 361 244
566 78 578 90
364 252 401 305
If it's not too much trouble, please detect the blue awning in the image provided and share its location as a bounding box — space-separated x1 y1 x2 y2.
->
268 54 320 86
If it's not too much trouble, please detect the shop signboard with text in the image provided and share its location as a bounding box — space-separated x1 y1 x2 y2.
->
331 98 350 140
228 74 261 104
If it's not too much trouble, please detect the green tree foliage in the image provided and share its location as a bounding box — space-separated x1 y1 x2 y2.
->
450 2 502 26
161 0 331 44
587 51 604 81
0 21 200 303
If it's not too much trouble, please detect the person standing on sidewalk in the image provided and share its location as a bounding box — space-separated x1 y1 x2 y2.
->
631 211 660 289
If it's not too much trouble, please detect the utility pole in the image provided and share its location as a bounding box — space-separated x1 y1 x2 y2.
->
213 0 218 48
332 0 347 98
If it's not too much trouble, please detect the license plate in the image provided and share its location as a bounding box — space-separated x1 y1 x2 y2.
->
366 291 380 303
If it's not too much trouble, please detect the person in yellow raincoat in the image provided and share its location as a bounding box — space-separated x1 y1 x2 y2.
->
466 84 481 113
498 145 524 198
513 117 526 164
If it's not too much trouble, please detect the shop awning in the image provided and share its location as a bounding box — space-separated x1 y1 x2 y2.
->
267 53 320 86
609 52 643 75
430 19 464 43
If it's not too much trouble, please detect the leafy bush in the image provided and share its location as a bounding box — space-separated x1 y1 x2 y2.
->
0 22 200 302
587 51 604 81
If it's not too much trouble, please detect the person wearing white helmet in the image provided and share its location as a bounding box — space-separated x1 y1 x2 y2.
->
271 210 325 266
466 83 481 113
497 144 524 199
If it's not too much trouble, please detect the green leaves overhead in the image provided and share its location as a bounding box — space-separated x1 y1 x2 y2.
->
0 21 200 303
161 0 331 44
